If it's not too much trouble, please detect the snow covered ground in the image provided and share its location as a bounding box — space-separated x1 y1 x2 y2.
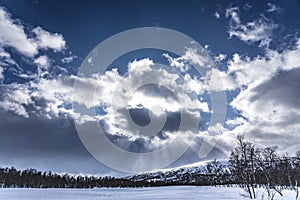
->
0 186 298 200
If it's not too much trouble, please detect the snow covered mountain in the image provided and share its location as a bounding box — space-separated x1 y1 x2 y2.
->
126 160 230 185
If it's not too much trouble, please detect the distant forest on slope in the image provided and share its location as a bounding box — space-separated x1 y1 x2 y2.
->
1 135 299 199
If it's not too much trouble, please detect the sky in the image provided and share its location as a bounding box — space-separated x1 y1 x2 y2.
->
0 0 300 175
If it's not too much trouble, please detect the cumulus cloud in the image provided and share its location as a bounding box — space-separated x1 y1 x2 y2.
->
30 76 74 117
0 7 66 58
0 75 76 118
32 27 66 51
0 7 71 117
203 38 300 92
163 49 229 92
226 6 278 47
0 83 33 117
34 55 50 72
81 58 209 149
88 58 208 112
0 7 38 57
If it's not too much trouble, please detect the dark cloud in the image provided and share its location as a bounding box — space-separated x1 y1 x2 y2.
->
229 67 300 153
129 108 151 127
102 108 206 153
0 111 115 175
138 83 178 100
250 67 300 110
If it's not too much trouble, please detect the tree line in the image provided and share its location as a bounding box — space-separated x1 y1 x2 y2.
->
0 167 159 188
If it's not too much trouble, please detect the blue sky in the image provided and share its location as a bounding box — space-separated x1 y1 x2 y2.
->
0 0 300 175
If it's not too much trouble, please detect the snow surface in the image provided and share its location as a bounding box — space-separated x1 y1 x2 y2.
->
0 186 298 200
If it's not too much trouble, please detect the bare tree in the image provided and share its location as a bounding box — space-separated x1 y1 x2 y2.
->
229 135 257 199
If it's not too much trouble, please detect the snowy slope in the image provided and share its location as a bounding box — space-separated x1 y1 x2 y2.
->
127 160 229 183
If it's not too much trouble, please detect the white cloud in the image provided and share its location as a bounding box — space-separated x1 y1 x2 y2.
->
205 68 235 91
163 53 186 72
128 91 181 115
208 123 226 136
204 38 300 91
226 6 278 47
163 48 212 72
225 6 240 24
215 53 226 61
34 55 51 77
181 48 211 67
0 7 66 58
282 39 300 70
0 6 72 117
34 55 50 70
226 117 246 127
163 48 232 92
0 74 75 118
61 55 77 64
214 12 220 19
183 73 207 97
0 7 38 57
266 3 281 13
0 99 28 117
225 51 281 89
0 84 33 117
30 76 74 117
33 27 66 51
